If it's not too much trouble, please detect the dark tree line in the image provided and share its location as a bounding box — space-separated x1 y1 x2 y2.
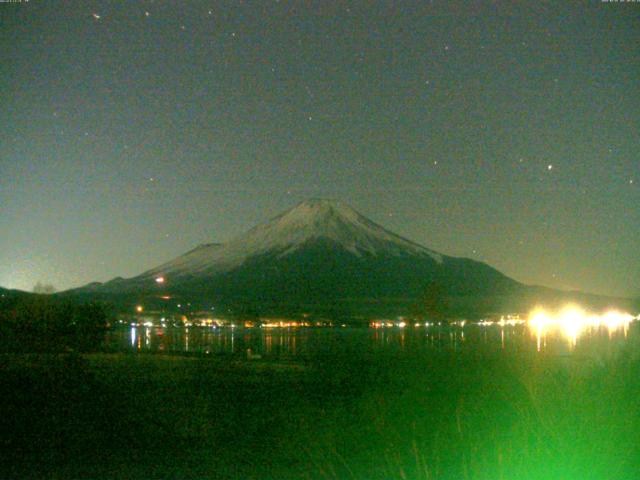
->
33 282 57 294
0 295 110 352
410 281 450 322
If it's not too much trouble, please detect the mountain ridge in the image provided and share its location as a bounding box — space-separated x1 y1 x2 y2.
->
136 199 443 280
65 199 635 318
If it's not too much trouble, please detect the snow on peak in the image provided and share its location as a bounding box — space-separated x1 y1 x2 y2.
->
254 198 364 231
279 198 362 222
143 199 443 278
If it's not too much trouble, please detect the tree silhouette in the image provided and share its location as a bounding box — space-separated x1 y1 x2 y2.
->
33 282 57 294
411 281 449 322
0 296 109 352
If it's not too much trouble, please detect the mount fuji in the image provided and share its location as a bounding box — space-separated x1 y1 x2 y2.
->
142 198 446 279
71 199 535 317
70 199 634 318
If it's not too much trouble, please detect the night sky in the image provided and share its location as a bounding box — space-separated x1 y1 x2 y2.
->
1 1 638 297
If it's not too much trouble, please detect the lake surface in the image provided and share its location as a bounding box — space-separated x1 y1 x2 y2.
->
105 321 640 358
7 319 640 479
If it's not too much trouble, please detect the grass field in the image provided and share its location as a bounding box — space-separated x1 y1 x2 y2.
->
1 345 639 479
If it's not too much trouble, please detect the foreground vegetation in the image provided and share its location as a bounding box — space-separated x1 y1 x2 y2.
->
0 294 109 352
1 342 639 479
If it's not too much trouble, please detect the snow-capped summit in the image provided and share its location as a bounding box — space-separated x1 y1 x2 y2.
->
68 199 631 318
72 198 526 318
241 198 442 259
142 199 442 279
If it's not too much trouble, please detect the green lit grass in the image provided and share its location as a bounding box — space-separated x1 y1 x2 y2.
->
1 346 638 479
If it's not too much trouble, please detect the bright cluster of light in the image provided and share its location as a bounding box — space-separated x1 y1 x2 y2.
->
527 305 636 348
370 320 405 328
196 318 226 328
478 316 525 327
261 320 311 328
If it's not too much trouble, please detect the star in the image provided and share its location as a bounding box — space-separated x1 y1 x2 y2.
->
145 11 150 17
547 164 553 171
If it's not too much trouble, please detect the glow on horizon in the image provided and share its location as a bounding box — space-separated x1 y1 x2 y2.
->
527 305 637 350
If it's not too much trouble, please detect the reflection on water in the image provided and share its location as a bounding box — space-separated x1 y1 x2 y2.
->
104 319 640 359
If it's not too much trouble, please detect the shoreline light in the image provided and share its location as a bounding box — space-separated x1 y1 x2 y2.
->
527 305 636 349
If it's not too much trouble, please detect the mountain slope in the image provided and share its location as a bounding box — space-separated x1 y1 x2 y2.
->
140 199 443 280
67 199 532 316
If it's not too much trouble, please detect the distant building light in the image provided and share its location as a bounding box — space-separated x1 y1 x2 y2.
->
155 276 165 284
136 305 143 313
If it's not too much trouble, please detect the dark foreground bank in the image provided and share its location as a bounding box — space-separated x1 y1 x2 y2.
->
1 346 639 480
